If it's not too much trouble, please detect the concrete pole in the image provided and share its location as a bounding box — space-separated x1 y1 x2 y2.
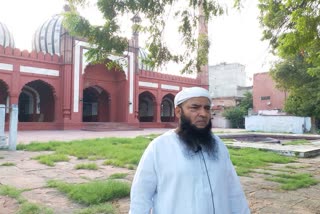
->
0 104 5 135
0 104 6 147
8 104 18 151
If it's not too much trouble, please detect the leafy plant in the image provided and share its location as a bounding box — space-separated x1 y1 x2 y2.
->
47 179 130 205
63 0 241 73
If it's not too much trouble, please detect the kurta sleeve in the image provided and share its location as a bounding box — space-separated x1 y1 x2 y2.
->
129 142 157 214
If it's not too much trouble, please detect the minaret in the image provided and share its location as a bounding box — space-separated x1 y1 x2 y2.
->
197 3 209 89
130 14 142 73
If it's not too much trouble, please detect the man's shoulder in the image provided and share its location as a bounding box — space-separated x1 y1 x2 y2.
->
148 129 178 149
153 129 176 142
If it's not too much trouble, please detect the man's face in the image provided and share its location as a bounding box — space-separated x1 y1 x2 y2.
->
175 97 211 129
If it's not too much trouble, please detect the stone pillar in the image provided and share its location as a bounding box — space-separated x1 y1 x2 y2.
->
156 102 161 123
8 104 18 151
0 104 6 147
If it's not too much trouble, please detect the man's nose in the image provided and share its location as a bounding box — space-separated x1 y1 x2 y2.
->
198 107 209 116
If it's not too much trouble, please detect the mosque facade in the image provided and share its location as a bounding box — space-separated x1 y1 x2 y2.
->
0 14 208 131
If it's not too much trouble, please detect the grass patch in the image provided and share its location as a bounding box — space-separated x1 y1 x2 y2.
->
19 137 151 168
267 173 319 190
75 163 99 170
75 204 115 214
0 162 16 166
0 185 23 200
285 165 306 169
108 173 128 180
229 147 296 176
0 185 53 213
32 153 69 166
17 202 54 214
18 135 312 189
47 179 130 205
281 139 311 145
221 138 235 142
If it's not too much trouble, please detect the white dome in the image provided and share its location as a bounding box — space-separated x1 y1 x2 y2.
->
32 14 64 55
0 21 15 48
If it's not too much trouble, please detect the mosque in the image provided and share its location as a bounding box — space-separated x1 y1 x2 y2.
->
0 10 208 131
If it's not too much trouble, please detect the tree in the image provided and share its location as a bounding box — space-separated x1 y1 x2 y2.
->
270 55 320 131
223 107 244 128
258 0 320 131
258 0 320 77
63 0 241 73
222 92 253 128
238 91 253 112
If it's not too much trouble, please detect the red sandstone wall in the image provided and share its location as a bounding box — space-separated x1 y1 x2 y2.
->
253 72 287 112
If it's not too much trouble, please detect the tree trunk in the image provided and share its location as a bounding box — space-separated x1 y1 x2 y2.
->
310 116 317 134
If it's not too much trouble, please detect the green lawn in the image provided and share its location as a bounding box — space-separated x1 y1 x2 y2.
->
13 135 319 212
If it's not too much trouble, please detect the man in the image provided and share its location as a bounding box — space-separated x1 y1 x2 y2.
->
129 87 250 214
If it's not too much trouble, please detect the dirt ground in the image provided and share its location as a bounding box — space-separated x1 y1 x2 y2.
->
0 150 320 214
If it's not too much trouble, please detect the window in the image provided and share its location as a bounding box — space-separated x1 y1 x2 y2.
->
260 96 270 100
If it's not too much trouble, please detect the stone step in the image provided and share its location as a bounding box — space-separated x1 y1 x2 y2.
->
82 122 141 131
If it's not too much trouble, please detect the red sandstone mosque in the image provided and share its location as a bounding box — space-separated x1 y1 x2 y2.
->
0 12 208 131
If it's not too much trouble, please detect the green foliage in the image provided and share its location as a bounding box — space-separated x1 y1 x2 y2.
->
258 0 320 72
75 163 99 170
63 0 240 73
17 203 54 214
259 0 320 125
75 204 115 214
47 179 130 205
0 185 22 199
267 173 318 190
228 147 295 176
20 136 151 168
0 162 16 166
270 56 320 119
281 139 310 146
223 107 245 128
238 91 253 111
32 154 70 166
108 173 128 180
0 185 53 214
222 92 252 128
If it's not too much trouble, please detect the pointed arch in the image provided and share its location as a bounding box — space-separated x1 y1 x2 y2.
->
161 93 175 122
0 79 9 105
138 91 156 122
18 80 55 122
82 85 110 122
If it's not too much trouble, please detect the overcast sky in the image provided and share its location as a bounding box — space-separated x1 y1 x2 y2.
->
0 0 277 80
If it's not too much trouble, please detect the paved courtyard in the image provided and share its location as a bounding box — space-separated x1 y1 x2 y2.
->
0 129 320 213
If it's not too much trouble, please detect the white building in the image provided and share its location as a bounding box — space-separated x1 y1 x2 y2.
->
209 63 248 98
209 63 252 128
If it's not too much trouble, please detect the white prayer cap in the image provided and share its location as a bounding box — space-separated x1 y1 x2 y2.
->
174 87 211 107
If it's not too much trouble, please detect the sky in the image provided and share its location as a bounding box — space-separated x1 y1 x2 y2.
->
0 0 277 81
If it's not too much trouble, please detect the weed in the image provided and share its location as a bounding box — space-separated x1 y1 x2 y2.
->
75 163 99 170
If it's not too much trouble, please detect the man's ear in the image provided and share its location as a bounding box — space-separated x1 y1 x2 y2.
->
175 106 182 119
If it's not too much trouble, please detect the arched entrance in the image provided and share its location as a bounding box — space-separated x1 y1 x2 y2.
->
18 80 55 122
0 80 9 105
138 91 156 122
82 86 110 122
161 94 175 122
0 80 9 122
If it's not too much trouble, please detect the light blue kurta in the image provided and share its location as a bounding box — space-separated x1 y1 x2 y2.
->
130 130 250 214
